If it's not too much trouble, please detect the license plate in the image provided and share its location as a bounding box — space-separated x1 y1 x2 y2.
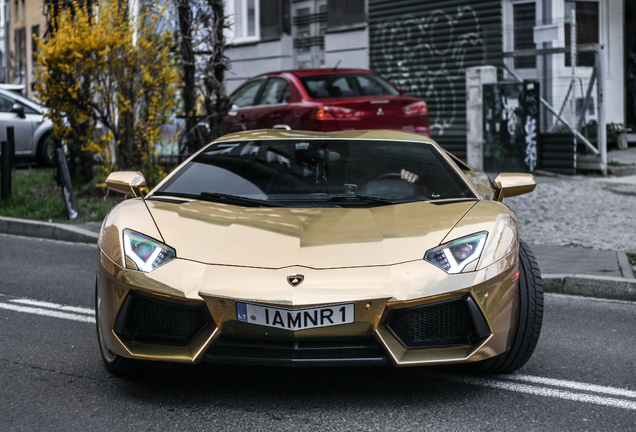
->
236 301 355 331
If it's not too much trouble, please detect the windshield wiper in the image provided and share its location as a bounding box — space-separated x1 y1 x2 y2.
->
327 194 390 203
152 191 284 207
329 194 430 204
198 192 285 207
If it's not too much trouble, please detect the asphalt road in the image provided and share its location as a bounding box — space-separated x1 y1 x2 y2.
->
1 233 635 431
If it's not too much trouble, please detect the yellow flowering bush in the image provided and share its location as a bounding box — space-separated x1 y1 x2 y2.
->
36 0 179 186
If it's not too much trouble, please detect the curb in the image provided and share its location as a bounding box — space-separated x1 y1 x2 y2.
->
543 274 636 302
0 216 98 244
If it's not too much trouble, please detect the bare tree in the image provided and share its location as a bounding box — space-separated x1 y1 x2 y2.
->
175 0 197 153
201 0 229 141
174 0 229 152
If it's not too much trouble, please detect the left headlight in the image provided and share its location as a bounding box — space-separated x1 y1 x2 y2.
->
425 232 488 274
123 229 176 272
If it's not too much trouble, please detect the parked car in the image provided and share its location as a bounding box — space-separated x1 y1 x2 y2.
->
0 88 54 166
97 129 543 375
224 69 430 136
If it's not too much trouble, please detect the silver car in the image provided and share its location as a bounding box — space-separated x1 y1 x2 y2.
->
0 88 54 166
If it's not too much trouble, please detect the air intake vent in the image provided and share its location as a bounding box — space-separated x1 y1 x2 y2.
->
114 292 210 346
387 296 489 348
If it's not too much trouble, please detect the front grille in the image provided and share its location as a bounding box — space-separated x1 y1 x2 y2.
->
114 292 210 346
387 296 489 348
204 336 389 367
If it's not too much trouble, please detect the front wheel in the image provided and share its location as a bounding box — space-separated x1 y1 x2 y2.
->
461 240 544 374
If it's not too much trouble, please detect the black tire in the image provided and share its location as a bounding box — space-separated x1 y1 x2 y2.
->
95 282 138 375
462 240 544 374
36 134 55 167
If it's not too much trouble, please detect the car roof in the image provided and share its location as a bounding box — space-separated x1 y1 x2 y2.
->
214 129 437 145
266 68 375 78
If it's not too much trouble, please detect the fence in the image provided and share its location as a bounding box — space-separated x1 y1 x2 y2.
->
500 13 606 173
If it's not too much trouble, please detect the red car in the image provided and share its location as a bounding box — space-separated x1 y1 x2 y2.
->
224 69 429 136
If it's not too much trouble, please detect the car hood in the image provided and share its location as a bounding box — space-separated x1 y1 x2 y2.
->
145 199 477 269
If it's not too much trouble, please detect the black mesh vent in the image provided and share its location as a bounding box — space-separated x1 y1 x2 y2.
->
387 297 480 348
115 293 209 346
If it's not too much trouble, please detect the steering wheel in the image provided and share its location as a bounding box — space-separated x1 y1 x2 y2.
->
372 172 403 181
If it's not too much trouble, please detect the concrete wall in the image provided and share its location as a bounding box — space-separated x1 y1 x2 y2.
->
7 0 47 97
604 0 625 125
225 35 294 93
324 27 369 70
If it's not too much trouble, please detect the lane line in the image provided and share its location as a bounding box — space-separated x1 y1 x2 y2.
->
9 299 95 315
2 294 635 411
506 374 636 399
456 377 636 411
0 303 96 323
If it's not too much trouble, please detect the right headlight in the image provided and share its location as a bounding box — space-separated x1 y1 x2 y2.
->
424 232 488 274
122 229 176 272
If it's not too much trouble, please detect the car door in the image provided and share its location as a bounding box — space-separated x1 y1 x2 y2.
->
0 93 34 156
224 79 266 134
250 78 293 130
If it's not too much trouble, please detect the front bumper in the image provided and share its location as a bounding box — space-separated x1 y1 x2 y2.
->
96 247 518 367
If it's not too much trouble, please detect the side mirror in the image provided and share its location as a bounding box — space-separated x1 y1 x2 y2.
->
493 173 536 201
11 103 25 118
106 171 146 197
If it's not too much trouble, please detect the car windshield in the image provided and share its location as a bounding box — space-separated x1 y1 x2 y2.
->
154 140 475 207
300 74 401 99
1 90 43 110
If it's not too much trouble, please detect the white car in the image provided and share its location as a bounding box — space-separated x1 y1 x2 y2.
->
0 88 54 166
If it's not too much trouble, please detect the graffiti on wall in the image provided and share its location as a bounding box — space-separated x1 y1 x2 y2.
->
371 6 484 136
483 82 540 173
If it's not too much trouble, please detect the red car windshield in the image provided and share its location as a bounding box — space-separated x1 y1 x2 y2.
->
300 74 401 99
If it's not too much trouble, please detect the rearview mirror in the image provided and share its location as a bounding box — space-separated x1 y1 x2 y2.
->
11 103 25 118
106 171 146 197
493 173 536 200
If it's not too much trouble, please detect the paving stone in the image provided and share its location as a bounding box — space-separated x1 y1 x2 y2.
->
505 175 636 253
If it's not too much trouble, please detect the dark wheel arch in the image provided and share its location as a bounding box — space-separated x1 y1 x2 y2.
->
95 280 138 375
460 239 544 374
36 133 55 167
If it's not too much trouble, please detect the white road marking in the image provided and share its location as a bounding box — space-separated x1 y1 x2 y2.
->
10 299 95 315
455 377 636 411
505 374 636 399
0 300 95 323
1 294 635 411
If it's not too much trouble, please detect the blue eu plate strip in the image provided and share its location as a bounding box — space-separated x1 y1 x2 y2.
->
236 302 248 322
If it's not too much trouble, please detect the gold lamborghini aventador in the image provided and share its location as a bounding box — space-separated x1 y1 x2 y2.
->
96 129 543 374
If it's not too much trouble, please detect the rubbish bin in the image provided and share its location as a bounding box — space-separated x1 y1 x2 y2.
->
483 81 540 173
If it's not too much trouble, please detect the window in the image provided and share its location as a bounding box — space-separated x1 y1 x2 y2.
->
301 74 400 99
230 79 264 108
157 140 474 203
32 25 39 63
513 2 536 69
260 0 286 41
13 27 26 84
0 95 14 112
565 1 599 67
229 0 260 43
259 78 291 105
327 0 366 32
